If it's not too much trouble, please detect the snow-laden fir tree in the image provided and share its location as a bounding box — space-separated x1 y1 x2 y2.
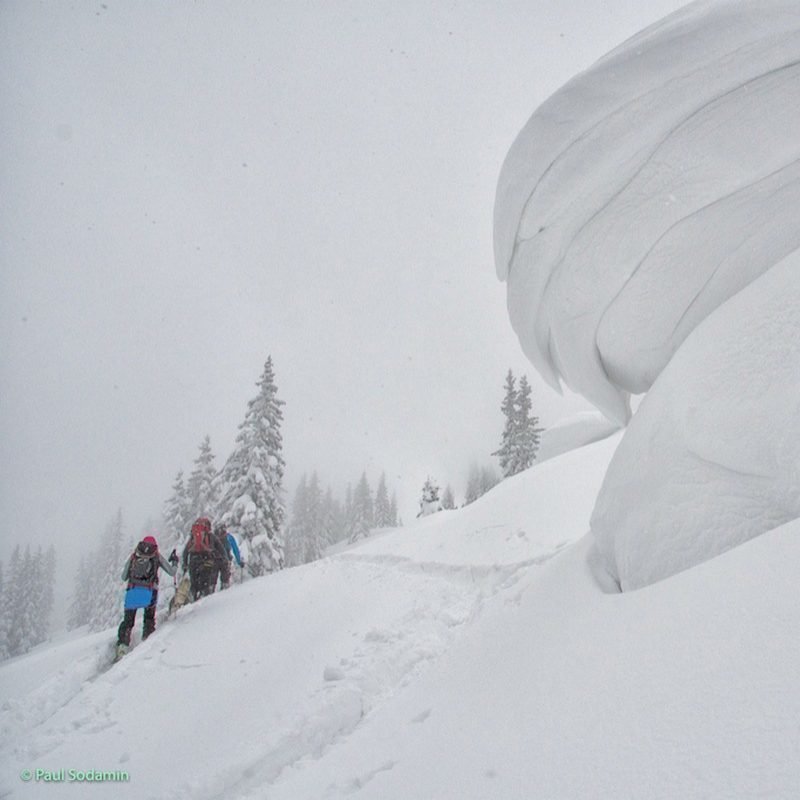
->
286 472 327 566
511 375 543 472
284 474 308 567
30 546 55 647
322 486 346 544
442 484 456 510
418 477 442 517
187 435 219 523
493 370 544 477
17 547 40 654
217 357 286 576
374 473 393 528
348 472 374 542
162 469 191 552
1 546 23 657
464 462 501 505
0 545 57 659
67 554 93 631
88 510 125 632
0 557 8 660
492 369 518 477
389 493 399 527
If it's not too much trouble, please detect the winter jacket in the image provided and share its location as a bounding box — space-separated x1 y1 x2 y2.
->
226 533 243 567
121 550 177 586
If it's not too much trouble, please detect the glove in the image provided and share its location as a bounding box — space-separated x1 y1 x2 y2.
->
169 549 179 565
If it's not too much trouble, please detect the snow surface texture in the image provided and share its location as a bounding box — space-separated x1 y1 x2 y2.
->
5 428 800 798
494 0 800 589
0 433 619 799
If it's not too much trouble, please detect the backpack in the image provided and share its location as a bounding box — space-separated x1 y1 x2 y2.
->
129 544 158 587
189 518 212 553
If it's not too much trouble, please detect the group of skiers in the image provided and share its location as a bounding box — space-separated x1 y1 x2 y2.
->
116 517 243 658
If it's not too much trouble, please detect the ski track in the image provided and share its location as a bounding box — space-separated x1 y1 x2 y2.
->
1 545 564 800
0 599 199 775
191 549 565 800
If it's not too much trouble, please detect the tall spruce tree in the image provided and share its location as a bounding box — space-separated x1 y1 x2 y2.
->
511 375 543 472
88 510 125 632
0 559 6 661
493 370 544 477
464 462 500 505
493 369 518 477
187 435 219 522
418 477 442 517
163 469 191 552
374 473 392 528
348 472 374 542
442 484 455 510
284 474 308 568
2 546 23 657
322 486 346 544
67 554 93 631
217 357 286 576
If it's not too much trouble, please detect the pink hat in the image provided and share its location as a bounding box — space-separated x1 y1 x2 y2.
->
142 535 157 546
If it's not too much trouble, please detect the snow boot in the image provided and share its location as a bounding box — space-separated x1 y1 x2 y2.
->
113 643 130 663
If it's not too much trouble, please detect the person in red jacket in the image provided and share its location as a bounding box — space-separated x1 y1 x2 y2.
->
116 535 178 657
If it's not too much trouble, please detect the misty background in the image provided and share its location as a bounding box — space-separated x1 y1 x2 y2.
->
0 0 687 612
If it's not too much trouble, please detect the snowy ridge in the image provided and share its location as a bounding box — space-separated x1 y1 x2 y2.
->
494 0 800 589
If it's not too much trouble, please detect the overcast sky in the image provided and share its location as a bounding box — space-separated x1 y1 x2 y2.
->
0 0 689 588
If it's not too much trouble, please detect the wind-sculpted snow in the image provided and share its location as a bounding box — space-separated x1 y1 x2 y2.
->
591 255 800 590
495 0 800 588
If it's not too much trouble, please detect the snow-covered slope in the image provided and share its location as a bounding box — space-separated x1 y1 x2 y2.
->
0 434 619 800
494 0 800 589
4 427 800 798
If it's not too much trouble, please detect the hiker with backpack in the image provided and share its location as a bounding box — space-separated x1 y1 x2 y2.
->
116 535 179 658
212 522 244 590
182 517 227 600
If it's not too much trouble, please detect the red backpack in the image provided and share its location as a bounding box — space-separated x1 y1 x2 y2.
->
189 518 213 553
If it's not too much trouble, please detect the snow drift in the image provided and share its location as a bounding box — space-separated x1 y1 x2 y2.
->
494 0 800 588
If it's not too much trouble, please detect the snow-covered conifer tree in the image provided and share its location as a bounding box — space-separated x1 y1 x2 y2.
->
418 477 442 517
0 558 8 660
187 435 219 523
216 357 286 576
511 375 543 473
374 473 392 527
479 464 500 496
442 484 455 510
14 547 39 656
322 486 346 544
27 546 55 647
389 493 399 527
88 510 125 632
493 370 518 477
284 474 306 567
348 472 374 542
163 470 191 546
67 554 93 631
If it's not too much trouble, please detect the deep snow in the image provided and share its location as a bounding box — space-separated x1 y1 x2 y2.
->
3 422 800 798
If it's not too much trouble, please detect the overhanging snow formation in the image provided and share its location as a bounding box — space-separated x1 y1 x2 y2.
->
494 0 800 589
494 0 800 425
